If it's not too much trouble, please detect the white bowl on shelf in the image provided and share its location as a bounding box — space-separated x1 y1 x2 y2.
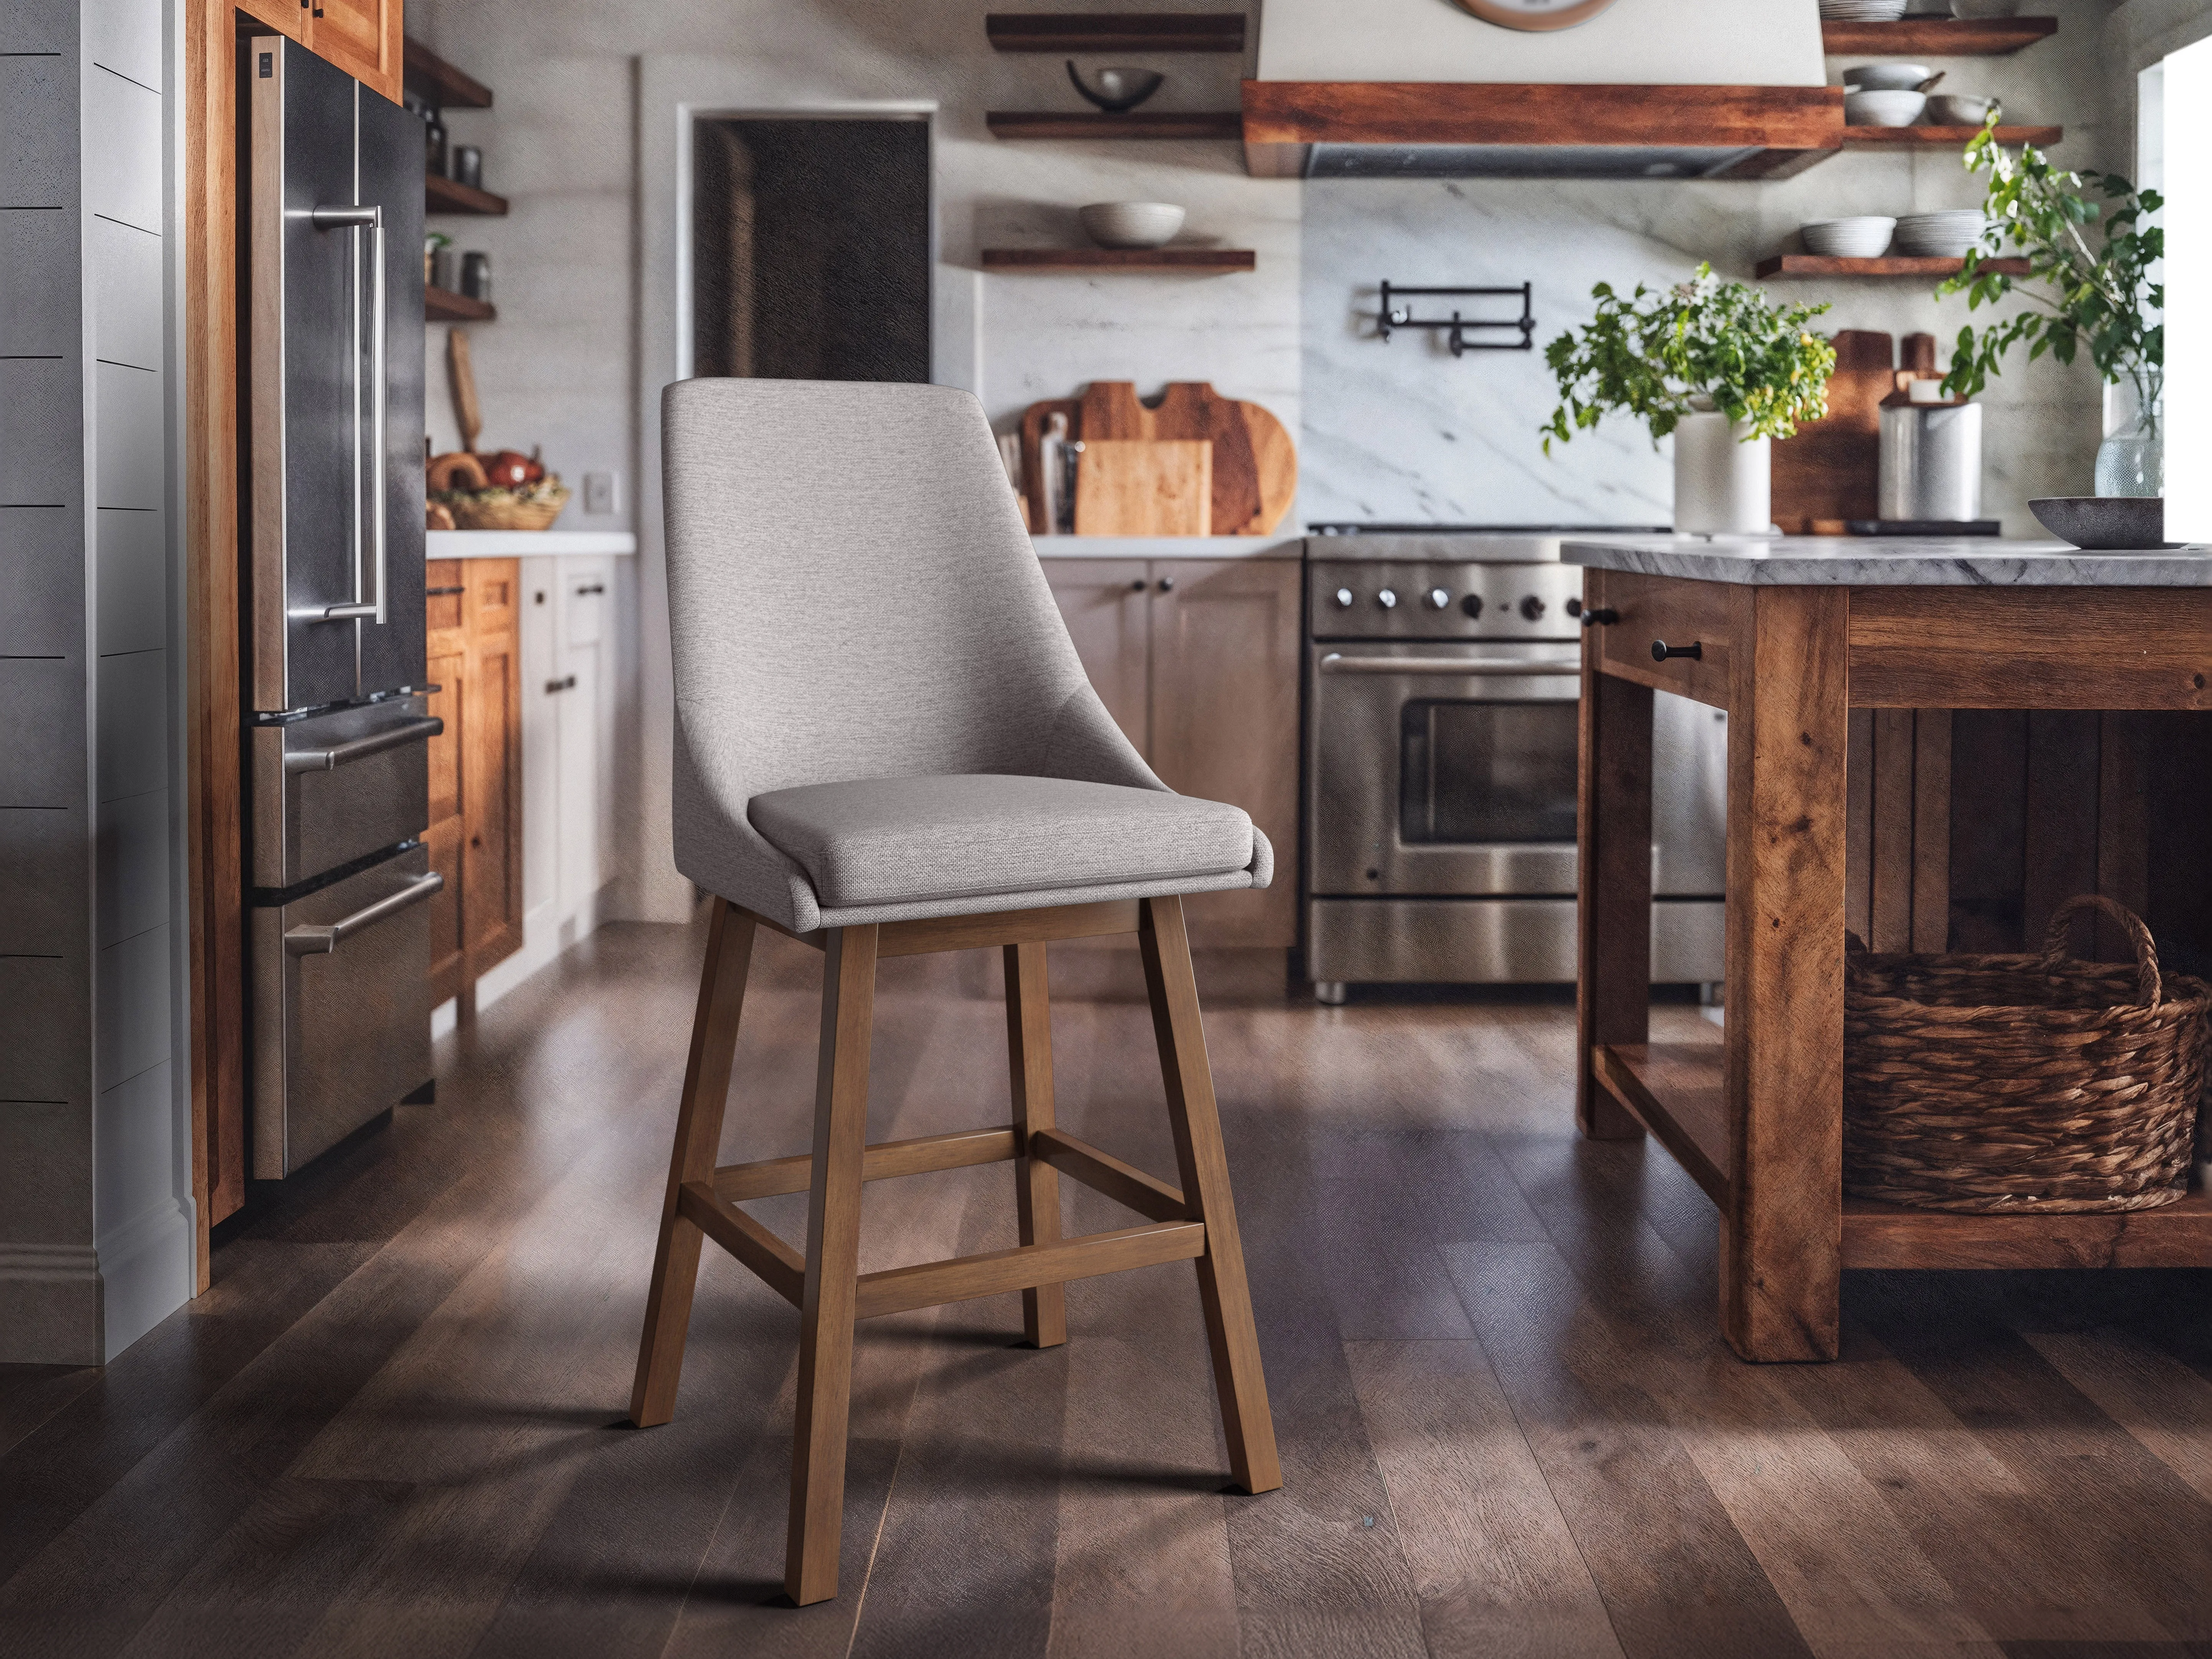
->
1844 89 1928 126
1802 216 1898 258
1078 201 1185 250
1842 63 1933 92
1894 209 1989 256
1821 0 1910 20
1926 92 1997 126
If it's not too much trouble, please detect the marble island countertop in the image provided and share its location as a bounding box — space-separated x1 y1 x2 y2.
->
1561 535 2212 587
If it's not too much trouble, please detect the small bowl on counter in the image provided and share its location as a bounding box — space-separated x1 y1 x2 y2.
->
1895 209 1989 257
2030 497 2171 551
1842 63 1933 93
1845 90 1929 127
1925 93 1998 127
1802 216 1897 258
1078 201 1186 250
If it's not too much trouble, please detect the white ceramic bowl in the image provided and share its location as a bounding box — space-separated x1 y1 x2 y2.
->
1821 0 1909 20
1925 93 1996 126
1803 216 1898 258
1844 89 1928 127
1951 0 2021 18
1895 210 1989 256
1842 63 1933 92
1078 201 1185 250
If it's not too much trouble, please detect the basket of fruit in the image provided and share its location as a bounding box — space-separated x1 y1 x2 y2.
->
426 447 570 531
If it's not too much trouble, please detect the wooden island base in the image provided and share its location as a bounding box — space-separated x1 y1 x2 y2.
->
1572 551 2212 1361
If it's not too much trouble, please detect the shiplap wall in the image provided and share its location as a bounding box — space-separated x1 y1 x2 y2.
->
0 0 193 1365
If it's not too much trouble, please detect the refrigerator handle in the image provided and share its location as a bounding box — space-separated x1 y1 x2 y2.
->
284 869 444 956
309 202 386 625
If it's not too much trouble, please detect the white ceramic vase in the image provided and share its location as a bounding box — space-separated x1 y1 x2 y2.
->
1673 408 1771 536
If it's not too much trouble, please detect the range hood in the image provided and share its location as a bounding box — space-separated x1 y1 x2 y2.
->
1244 0 1843 180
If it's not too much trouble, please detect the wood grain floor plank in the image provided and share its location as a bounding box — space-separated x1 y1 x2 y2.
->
1345 1337 1622 1659
0 1366 102 1463
2025 1329 2212 1504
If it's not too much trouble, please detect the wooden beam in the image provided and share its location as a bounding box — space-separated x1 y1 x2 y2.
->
1240 80 1843 149
678 1180 804 1308
1028 1127 1187 1222
854 1221 1205 1320
711 1127 1019 1203
1576 567 1654 1142
1591 1044 1730 1207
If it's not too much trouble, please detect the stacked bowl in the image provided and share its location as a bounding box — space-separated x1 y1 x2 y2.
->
1895 210 1989 257
1803 217 1897 258
1845 90 1928 125
1820 0 1910 18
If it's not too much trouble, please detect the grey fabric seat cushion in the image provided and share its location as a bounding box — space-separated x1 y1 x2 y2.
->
748 774 1256 911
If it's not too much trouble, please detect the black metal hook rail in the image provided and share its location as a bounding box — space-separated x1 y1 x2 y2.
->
1377 281 1535 356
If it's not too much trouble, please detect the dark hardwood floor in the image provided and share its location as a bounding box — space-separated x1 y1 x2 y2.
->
5 917 2212 1658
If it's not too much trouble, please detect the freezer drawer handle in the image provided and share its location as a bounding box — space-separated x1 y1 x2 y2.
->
283 715 444 773
285 870 444 956
1318 652 1580 677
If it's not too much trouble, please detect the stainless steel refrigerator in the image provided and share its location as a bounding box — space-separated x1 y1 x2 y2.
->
245 36 436 1178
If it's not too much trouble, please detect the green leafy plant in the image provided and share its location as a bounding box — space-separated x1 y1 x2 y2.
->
1937 119 2163 423
1542 264 1836 453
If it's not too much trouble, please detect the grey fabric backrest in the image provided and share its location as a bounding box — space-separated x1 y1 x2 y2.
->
661 378 1164 924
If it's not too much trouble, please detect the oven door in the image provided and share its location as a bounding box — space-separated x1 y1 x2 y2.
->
1307 639 1582 897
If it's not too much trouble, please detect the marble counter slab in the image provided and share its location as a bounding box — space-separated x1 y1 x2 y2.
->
1562 534 2212 587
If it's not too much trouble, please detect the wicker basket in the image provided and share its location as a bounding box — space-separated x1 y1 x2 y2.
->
1844 895 2210 1213
436 478 570 531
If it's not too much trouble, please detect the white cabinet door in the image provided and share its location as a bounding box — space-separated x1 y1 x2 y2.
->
555 563 614 923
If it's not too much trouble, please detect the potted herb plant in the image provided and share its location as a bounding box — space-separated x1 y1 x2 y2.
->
1543 264 1836 535
1938 122 2163 496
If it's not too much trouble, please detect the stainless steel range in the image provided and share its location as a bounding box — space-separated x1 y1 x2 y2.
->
1302 530 1725 1001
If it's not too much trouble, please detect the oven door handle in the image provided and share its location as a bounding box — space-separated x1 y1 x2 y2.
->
1318 653 1581 677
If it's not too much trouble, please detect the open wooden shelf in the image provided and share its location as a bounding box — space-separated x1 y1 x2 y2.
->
986 110 1244 140
985 12 1245 52
426 172 508 216
1594 1037 2212 1270
1842 124 2062 150
1822 16 2057 56
426 285 495 322
1756 254 2031 278
403 38 492 109
982 247 1253 273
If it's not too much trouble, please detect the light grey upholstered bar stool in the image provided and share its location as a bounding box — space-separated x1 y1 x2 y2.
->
628 378 1282 1605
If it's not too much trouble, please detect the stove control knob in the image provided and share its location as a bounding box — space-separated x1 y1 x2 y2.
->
1334 586 1355 609
1519 595 1547 622
1425 587 1451 611
1376 588 1398 609
1459 594 1484 619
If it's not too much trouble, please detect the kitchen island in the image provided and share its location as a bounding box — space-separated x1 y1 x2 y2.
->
1565 535 2212 1362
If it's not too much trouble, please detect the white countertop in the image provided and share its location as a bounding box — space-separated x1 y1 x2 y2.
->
1031 535 1302 561
428 530 637 558
1562 534 2212 586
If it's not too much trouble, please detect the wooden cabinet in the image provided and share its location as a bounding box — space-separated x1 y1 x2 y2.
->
1045 556 1302 948
424 558 523 1009
238 0 403 103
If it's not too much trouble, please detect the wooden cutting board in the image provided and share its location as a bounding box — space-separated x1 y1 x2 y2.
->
1020 381 1295 536
1072 439 1213 536
1771 330 1893 533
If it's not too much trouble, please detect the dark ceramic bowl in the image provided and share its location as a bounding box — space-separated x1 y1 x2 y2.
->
2028 496 2171 551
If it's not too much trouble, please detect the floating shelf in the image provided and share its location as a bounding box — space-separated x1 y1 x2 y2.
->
986 110 1244 140
985 12 1245 52
426 285 495 322
982 247 1254 273
1822 16 2057 56
426 172 509 215
1842 124 2062 150
403 38 492 109
1755 254 2031 278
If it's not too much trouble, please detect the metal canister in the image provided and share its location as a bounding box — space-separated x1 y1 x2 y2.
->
1879 400 1983 522
460 251 492 303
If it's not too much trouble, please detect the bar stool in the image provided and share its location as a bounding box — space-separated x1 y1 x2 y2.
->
629 378 1282 1605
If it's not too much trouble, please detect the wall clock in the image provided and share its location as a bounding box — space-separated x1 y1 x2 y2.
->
1453 0 1620 30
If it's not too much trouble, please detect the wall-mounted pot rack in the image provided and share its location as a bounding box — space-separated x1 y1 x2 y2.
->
1378 281 1535 355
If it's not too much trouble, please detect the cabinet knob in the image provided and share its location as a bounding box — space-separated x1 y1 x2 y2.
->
1130 578 1147 592
575 583 605 596
1157 575 1175 593
1580 607 1619 628
1651 639 1702 662
545 674 577 693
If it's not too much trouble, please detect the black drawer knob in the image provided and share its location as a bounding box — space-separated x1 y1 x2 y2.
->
1651 639 1702 663
1580 607 1618 628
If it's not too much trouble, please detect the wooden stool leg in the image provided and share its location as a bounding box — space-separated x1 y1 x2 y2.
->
786 923 879 1606
1721 586 1848 1362
1005 942 1067 1348
631 897 758 1427
1576 601 1653 1142
1137 895 1282 1495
